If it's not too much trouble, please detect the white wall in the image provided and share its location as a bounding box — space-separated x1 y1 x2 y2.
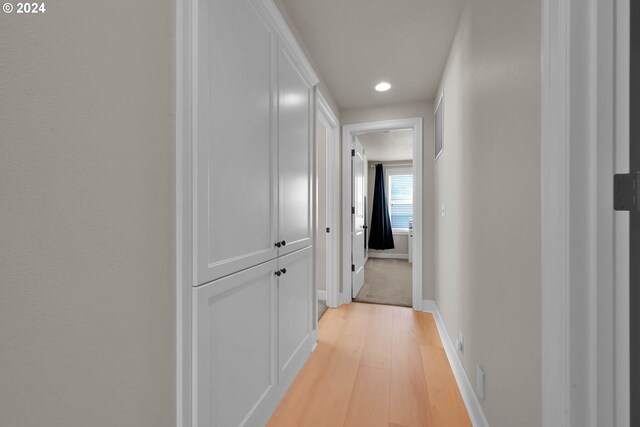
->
433 1 541 426
0 2 175 426
342 102 434 299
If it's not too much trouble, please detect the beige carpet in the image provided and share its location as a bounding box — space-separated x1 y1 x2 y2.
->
354 258 412 307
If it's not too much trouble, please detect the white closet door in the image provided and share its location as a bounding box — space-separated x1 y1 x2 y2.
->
196 0 278 285
194 260 277 427
277 247 313 384
277 40 312 256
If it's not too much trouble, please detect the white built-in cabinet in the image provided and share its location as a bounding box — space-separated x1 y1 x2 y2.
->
194 247 313 427
193 0 317 425
277 45 312 256
277 247 313 384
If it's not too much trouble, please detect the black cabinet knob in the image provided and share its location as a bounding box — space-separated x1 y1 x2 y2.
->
275 242 282 248
275 270 282 277
280 268 287 275
281 240 286 246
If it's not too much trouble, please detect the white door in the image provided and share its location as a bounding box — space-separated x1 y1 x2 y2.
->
278 40 312 257
195 0 278 285
194 260 278 427
352 138 366 298
277 246 313 385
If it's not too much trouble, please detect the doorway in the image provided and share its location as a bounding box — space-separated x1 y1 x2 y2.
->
353 130 415 307
341 118 423 311
316 91 340 322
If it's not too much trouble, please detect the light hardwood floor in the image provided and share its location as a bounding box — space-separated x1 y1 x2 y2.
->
268 303 472 427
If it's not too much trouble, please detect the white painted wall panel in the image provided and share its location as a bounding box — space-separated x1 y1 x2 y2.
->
196 0 278 285
278 42 312 256
194 260 277 427
277 247 313 382
193 2 316 425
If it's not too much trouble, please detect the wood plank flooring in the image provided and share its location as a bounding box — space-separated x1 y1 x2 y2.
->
268 303 472 427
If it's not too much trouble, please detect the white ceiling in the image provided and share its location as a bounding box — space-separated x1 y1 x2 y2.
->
358 129 413 161
279 0 465 109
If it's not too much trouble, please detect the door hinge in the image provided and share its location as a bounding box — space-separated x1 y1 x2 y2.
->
351 264 355 272
351 149 355 156
326 227 330 233
351 206 355 214
614 172 640 211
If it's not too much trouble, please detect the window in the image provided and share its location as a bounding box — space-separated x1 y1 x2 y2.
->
387 171 413 230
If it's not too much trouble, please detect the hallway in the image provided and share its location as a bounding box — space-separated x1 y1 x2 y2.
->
268 303 471 427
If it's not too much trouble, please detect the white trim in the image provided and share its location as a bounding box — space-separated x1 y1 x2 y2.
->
595 1 616 425
541 0 571 424
316 91 339 128
310 87 319 364
421 300 490 427
176 0 193 425
342 118 423 311
317 290 327 301
368 252 409 260
421 299 438 313
390 229 410 236
316 90 341 309
614 0 630 424
542 0 618 424
258 0 319 87
342 128 352 305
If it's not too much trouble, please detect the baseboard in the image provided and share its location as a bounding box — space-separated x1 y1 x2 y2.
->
368 252 409 260
422 300 490 427
342 291 351 305
421 300 438 313
317 290 327 301
331 292 345 308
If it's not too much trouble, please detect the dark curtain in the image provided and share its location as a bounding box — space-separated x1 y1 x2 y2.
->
368 164 395 250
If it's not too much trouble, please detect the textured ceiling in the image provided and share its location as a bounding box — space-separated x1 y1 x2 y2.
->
358 129 413 161
279 0 465 109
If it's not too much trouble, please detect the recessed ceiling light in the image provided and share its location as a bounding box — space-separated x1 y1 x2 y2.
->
375 82 391 92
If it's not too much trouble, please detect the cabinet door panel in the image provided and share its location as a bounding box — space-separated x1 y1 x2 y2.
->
196 0 278 285
278 42 312 256
278 247 313 383
194 260 277 427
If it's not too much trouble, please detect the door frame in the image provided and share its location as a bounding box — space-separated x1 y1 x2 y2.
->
316 91 341 308
341 118 423 311
614 0 630 423
541 0 625 424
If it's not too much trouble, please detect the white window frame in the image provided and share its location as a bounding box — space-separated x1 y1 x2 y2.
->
384 166 413 235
